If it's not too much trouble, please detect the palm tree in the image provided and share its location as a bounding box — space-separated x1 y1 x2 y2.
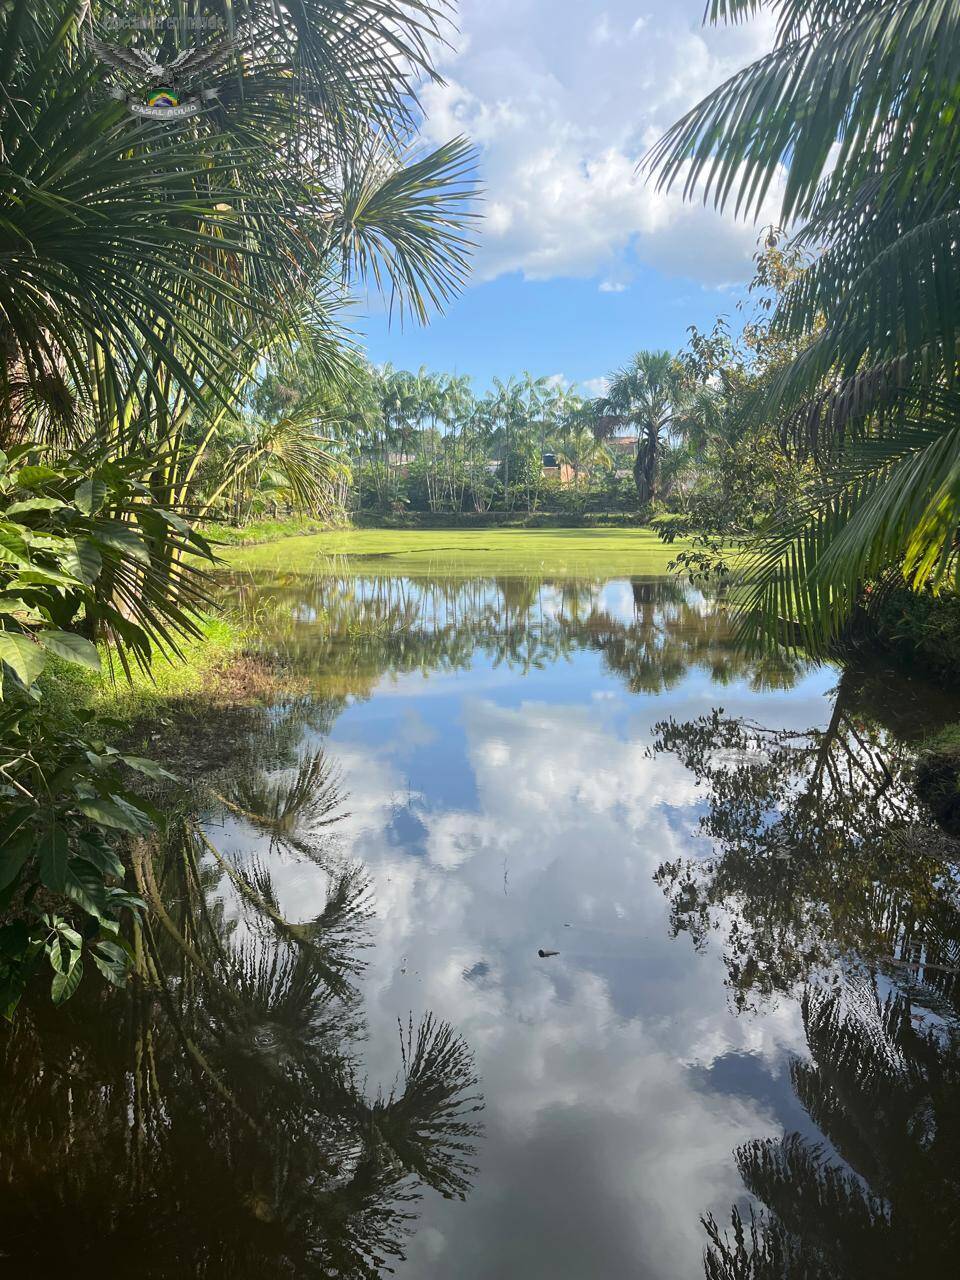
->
2 1 478 519
646 0 960 652
606 350 689 504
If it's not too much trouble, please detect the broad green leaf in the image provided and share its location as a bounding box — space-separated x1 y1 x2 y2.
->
75 478 106 516
8 565 83 589
14 465 60 490
46 937 65 974
0 526 31 565
93 524 150 564
38 823 68 893
0 631 47 686
93 939 128 965
104 886 148 913
54 922 84 949
0 597 42 621
39 629 100 672
122 756 179 782
74 839 124 881
77 796 153 835
68 538 102 586
91 940 128 987
22 532 70 552
64 866 110 920
51 954 83 1004
0 833 32 892
5 497 67 516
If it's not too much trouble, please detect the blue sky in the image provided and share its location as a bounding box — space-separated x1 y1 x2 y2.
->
355 0 779 397
358 265 746 397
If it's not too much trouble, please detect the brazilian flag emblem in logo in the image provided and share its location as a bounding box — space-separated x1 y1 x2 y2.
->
147 86 180 109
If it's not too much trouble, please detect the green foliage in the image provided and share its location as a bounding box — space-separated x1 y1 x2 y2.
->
0 445 211 1014
0 445 214 681
869 584 960 679
0 700 158 1019
647 0 960 652
247 357 647 519
605 350 689 505
0 0 483 1029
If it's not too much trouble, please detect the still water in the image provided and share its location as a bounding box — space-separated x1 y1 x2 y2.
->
3 570 960 1276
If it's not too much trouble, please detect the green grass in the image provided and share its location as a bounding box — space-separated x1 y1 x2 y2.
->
223 527 688 577
207 515 331 547
40 615 244 729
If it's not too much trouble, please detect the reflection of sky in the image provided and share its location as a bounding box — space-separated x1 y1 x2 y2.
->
221 576 839 1278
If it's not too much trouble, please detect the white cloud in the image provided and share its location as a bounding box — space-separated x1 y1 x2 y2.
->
590 12 614 44
208 574 838 1277
598 280 627 293
327 689 809 1278
582 375 610 396
420 1 782 287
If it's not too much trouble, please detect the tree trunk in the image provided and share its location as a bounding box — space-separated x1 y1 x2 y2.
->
633 430 658 505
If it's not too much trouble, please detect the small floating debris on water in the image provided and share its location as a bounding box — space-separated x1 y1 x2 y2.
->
537 948 559 959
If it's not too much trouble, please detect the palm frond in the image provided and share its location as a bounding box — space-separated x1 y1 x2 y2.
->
336 135 479 323
735 388 960 652
644 0 960 224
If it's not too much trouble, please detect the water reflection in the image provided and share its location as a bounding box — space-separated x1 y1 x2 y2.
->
704 977 960 1277
0 711 482 1276
649 676 960 1275
5 571 960 1277
224 571 808 696
651 671 960 1010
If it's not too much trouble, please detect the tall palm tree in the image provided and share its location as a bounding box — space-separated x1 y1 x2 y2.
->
646 0 960 652
606 350 689 504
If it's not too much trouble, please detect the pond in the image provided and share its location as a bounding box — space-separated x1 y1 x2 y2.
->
3 561 960 1277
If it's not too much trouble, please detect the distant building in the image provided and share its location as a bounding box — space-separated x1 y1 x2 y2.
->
541 452 576 486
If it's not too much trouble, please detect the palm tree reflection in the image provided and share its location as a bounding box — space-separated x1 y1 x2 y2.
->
0 728 482 1276
704 980 960 1278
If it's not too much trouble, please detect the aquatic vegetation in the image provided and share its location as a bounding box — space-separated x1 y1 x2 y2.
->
226 527 691 578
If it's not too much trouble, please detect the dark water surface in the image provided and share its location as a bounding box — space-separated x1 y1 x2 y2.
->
3 571 960 1277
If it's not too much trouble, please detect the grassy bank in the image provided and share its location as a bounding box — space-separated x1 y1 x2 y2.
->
209 515 331 548
351 511 648 530
37 615 271 771
224 526 688 577
41 615 242 720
